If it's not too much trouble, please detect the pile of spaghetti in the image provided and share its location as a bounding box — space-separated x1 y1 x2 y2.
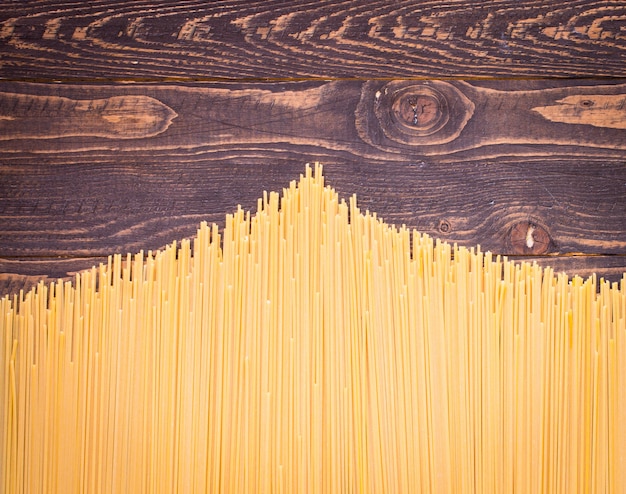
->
1 164 624 492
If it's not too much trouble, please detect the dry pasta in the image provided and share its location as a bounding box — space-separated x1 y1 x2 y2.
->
1 163 624 493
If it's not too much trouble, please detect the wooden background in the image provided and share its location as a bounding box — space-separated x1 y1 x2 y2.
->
0 0 625 297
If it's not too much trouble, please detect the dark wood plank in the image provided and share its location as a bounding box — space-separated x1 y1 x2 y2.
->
0 1 624 81
1 157 625 258
1 79 624 160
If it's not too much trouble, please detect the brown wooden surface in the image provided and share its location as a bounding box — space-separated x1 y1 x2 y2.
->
1 1 625 296
0 0 624 80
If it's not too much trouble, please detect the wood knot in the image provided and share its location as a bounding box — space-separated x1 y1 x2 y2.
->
392 89 445 134
509 221 553 255
359 80 475 148
438 219 451 233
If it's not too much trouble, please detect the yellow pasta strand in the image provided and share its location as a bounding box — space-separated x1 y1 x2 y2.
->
1 163 624 493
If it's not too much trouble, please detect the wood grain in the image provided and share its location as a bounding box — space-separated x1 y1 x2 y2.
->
0 92 177 139
0 1 624 81
0 79 624 160
533 94 626 130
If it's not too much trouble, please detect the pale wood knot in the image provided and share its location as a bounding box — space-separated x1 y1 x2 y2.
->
509 220 553 255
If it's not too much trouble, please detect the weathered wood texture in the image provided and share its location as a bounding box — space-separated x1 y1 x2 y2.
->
0 1 625 296
0 0 624 80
